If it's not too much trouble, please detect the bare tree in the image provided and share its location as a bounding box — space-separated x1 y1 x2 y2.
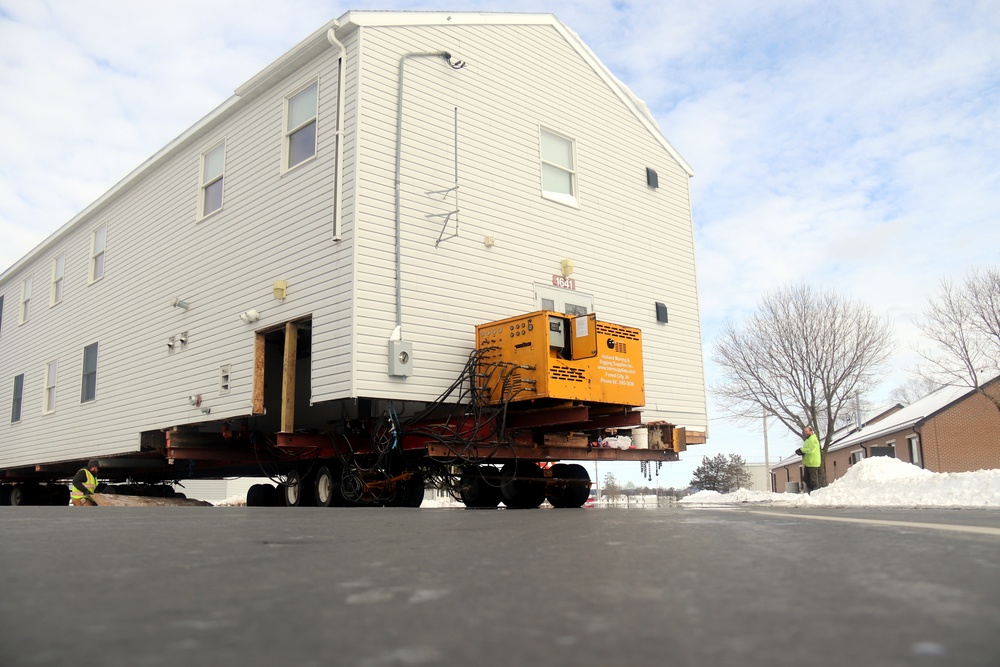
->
713 285 895 485
915 267 1000 412
888 376 942 405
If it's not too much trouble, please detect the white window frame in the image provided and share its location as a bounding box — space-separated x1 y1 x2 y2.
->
848 449 864 465
283 79 319 172
11 373 24 423
908 435 920 465
81 343 98 403
199 140 226 220
50 254 65 306
539 127 578 207
19 276 32 325
533 283 594 316
43 359 57 414
219 364 232 395
89 224 107 283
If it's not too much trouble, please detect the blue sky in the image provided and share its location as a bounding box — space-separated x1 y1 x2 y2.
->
2 0 998 488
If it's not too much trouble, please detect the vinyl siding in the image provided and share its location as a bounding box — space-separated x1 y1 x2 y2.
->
0 38 355 469
351 23 706 427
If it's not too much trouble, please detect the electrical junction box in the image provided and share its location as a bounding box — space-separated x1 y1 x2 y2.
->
388 339 413 377
475 310 644 407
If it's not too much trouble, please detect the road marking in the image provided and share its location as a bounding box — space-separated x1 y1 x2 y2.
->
746 510 1000 536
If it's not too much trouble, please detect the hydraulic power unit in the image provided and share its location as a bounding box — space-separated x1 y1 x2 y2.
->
475 310 645 407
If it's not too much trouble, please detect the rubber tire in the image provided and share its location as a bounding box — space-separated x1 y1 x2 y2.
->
387 473 425 508
314 465 347 507
246 484 269 507
284 470 315 507
500 462 546 509
53 485 71 506
459 465 502 508
546 463 592 508
9 484 31 506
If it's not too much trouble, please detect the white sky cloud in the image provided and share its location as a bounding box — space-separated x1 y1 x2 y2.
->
1 0 998 487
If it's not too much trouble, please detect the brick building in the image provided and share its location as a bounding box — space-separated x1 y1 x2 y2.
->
771 377 1000 492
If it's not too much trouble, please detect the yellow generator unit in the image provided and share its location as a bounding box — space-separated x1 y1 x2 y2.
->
475 311 644 407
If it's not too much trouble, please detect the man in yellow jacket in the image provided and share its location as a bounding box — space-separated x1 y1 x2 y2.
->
70 460 101 506
796 427 822 492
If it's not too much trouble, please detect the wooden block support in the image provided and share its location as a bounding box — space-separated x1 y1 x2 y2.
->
252 333 265 415
281 322 298 433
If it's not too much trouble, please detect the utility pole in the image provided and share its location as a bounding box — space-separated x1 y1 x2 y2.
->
594 461 600 502
763 409 772 492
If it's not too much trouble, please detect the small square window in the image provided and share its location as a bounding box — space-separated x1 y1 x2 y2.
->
285 81 318 170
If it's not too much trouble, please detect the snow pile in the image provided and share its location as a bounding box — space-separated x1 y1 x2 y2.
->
680 457 1000 508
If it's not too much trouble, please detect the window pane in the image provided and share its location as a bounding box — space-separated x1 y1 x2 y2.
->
204 144 225 181
203 179 223 215
288 83 318 129
93 252 105 280
47 360 57 385
288 121 317 167
541 131 573 169
542 163 572 195
83 344 98 373
11 374 23 423
54 255 65 278
53 280 63 304
94 226 107 253
23 277 32 299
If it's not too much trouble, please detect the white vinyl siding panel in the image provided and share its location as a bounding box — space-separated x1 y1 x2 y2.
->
0 40 355 469
350 24 705 426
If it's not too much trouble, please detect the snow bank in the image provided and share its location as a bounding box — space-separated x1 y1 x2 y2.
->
680 457 1000 508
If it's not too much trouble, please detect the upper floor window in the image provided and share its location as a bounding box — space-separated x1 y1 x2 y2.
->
0 294 5 333
19 277 32 325
540 128 577 206
11 374 24 423
285 81 318 170
51 254 65 306
200 142 226 218
43 359 57 414
90 225 107 283
81 343 98 403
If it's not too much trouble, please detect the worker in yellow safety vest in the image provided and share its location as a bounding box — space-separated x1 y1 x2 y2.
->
70 460 101 506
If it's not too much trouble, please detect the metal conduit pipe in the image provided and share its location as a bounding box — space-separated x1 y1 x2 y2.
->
394 51 465 331
326 24 347 241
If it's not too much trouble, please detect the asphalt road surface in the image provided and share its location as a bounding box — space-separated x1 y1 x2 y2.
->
1 505 998 667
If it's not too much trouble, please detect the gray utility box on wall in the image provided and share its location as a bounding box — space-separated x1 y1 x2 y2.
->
388 339 413 377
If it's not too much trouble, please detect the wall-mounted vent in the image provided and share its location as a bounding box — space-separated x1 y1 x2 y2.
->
646 168 658 189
